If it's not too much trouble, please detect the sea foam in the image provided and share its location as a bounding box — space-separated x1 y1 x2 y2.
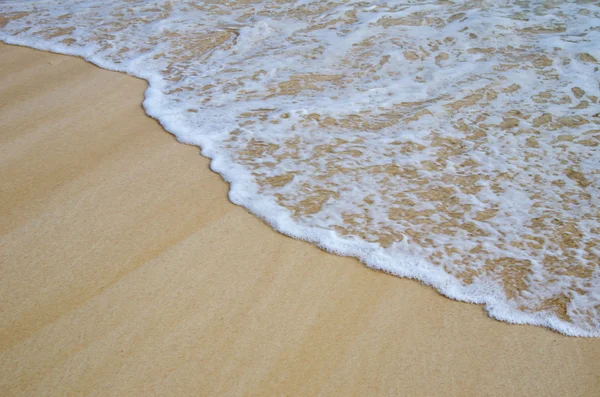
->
1 0 599 336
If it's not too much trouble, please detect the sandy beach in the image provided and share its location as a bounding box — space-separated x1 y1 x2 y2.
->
1 43 599 396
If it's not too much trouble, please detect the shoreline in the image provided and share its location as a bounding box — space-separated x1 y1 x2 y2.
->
1 43 599 396
1 37 594 337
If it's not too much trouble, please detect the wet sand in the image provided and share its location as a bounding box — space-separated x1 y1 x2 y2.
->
1 43 598 396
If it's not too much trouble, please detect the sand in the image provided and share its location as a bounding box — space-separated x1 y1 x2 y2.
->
0 43 598 396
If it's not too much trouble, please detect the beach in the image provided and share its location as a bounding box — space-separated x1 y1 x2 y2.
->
1 43 599 396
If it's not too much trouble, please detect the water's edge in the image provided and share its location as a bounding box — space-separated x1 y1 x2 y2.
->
3 37 595 338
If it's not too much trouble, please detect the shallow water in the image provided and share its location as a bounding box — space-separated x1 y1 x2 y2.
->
1 0 599 336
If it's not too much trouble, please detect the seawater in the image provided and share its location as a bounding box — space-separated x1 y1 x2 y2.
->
1 0 599 337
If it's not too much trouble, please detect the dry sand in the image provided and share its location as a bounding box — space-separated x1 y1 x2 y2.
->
0 43 598 396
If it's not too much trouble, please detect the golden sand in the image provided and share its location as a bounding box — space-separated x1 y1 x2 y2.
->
1 44 599 396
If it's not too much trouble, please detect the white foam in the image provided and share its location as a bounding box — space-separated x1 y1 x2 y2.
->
1 0 599 336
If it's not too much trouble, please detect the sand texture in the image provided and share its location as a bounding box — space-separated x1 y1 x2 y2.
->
1 44 599 396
